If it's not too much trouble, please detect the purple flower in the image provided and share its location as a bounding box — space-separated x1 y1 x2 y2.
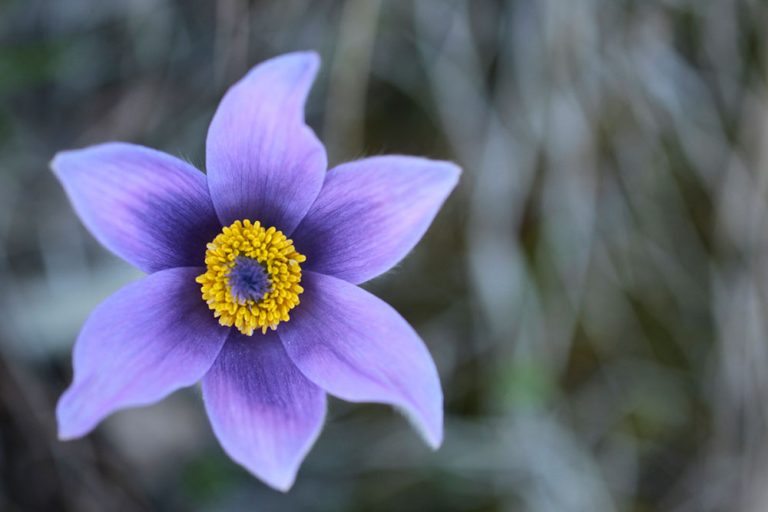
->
52 51 459 491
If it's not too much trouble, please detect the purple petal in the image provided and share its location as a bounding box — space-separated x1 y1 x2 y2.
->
292 156 460 284
206 51 327 233
52 143 221 273
57 267 228 440
279 271 443 448
202 332 326 491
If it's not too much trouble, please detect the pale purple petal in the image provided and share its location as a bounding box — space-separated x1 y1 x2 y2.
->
279 271 443 448
52 143 221 273
57 267 228 440
292 156 460 284
206 51 327 233
202 332 326 491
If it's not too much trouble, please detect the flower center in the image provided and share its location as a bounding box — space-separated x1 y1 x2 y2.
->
228 256 272 303
196 220 305 336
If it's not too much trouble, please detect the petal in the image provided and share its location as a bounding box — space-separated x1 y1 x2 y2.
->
52 143 221 273
279 271 443 448
292 156 460 284
57 267 228 440
206 51 327 233
202 331 326 491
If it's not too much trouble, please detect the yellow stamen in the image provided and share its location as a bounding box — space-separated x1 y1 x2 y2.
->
195 219 305 336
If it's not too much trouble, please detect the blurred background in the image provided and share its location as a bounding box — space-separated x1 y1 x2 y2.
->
2 0 768 510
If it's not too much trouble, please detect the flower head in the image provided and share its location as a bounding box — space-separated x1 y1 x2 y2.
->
52 51 460 491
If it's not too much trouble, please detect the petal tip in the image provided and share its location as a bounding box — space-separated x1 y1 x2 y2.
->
278 49 321 70
55 397 90 441
445 160 462 181
429 158 462 186
218 404 325 492
263 470 298 493
422 412 444 450
426 427 444 450
49 143 123 177
49 152 64 172
397 402 444 450
243 50 321 86
439 161 462 193
225 449 302 492
49 148 79 178
57 428 80 442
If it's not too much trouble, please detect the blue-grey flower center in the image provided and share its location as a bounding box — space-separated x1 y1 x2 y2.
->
227 256 272 304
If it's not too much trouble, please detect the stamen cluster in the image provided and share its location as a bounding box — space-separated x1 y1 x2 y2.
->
196 220 305 335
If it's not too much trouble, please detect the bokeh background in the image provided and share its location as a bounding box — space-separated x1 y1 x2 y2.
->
2 0 768 510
